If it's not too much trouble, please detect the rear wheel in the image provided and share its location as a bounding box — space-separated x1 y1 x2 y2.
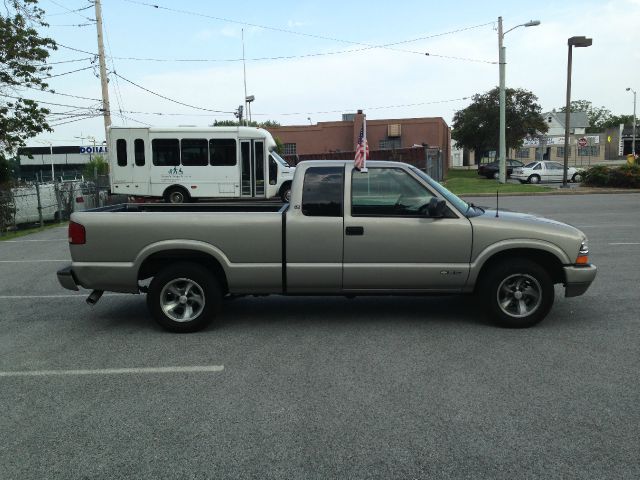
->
164 187 190 204
147 262 221 332
528 174 541 184
572 172 583 183
479 259 554 328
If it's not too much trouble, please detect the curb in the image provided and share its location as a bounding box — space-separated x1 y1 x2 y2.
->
458 188 640 197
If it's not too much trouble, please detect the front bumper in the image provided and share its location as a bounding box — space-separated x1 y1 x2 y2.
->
564 264 597 297
57 266 79 291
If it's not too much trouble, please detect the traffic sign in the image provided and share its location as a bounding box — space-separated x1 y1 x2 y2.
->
578 137 588 147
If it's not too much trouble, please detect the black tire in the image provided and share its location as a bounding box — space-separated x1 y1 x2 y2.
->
479 258 554 328
572 172 582 183
528 174 541 184
492 172 499 180
164 187 190 204
147 262 221 333
279 182 292 203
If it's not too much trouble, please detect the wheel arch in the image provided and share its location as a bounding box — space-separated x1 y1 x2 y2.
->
136 242 230 294
470 246 567 293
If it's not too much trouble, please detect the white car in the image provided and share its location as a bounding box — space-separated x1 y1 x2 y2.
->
511 161 583 184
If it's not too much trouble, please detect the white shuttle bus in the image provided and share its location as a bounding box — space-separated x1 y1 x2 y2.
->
108 126 295 203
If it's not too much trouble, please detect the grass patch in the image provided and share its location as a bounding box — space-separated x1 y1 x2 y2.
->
444 169 553 194
0 221 67 241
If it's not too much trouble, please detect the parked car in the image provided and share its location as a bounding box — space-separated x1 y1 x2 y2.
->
511 161 583 184
477 159 524 179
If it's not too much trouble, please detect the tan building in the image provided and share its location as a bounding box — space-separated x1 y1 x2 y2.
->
266 110 450 161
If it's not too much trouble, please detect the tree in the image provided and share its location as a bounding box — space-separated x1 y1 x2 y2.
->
83 155 109 179
211 119 281 128
558 100 612 133
0 1 57 163
601 114 634 129
452 87 547 158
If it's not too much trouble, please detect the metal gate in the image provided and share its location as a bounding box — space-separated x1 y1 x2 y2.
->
425 148 443 181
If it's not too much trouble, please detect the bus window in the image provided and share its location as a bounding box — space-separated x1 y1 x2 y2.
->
116 139 127 167
269 155 278 185
209 139 236 166
152 139 179 166
181 139 208 166
134 139 145 166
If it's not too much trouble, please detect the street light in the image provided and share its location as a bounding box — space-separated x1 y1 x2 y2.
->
562 36 592 187
626 87 637 159
498 17 541 184
245 95 255 124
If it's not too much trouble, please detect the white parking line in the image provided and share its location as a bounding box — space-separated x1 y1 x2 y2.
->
0 294 128 299
0 365 225 377
578 225 636 228
0 239 67 243
609 242 640 245
0 260 69 263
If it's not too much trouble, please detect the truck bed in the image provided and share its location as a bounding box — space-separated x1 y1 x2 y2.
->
93 202 288 214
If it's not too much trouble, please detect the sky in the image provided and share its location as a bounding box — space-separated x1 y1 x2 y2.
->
26 0 640 146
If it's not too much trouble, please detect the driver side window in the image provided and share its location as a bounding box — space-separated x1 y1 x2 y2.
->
351 168 434 217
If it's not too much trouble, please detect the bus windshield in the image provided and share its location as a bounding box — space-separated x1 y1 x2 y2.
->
270 151 290 167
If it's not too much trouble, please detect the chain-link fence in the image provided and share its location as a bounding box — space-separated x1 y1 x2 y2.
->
0 177 124 234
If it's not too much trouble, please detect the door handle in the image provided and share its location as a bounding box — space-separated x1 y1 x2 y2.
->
345 226 364 236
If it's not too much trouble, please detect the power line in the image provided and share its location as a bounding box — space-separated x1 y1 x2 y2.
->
46 0 94 22
34 57 94 66
2 94 100 111
48 22 96 27
45 66 94 79
45 4 93 17
49 114 101 127
112 72 236 114
120 0 494 59
22 86 102 102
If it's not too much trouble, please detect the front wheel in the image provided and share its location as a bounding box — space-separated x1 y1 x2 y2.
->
528 175 541 184
164 187 190 204
572 172 583 183
147 262 221 332
479 259 554 328
279 183 292 203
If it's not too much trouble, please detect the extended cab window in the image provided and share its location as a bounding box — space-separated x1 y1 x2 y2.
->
301 167 343 217
209 139 236 166
351 168 434 216
181 139 208 166
134 139 145 166
116 139 127 167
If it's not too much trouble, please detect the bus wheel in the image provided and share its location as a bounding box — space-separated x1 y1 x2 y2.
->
164 187 190 204
280 183 292 203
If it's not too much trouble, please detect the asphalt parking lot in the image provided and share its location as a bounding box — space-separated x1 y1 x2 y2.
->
1 193 639 479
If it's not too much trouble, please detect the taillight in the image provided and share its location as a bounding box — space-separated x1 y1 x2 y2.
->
69 221 86 245
75 196 84 203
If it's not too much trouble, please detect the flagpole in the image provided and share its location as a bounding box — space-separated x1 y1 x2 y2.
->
361 114 368 173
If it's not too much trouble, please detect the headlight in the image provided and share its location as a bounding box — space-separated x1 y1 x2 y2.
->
576 240 589 264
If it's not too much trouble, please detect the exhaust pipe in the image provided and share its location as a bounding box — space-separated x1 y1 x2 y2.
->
86 290 104 306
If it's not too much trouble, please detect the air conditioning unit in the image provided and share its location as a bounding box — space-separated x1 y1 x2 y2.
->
388 124 401 137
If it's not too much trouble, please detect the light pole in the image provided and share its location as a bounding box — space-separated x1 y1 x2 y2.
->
562 36 592 187
498 17 540 184
626 87 637 159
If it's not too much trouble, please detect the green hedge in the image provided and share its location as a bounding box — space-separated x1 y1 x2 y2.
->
583 164 640 188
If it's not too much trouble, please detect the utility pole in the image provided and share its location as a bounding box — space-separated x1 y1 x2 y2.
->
498 16 506 184
94 0 111 142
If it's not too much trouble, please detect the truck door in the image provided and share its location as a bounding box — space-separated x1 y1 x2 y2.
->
240 140 266 198
285 165 344 293
342 166 472 291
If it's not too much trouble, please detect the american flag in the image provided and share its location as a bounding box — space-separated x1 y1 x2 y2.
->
354 119 369 170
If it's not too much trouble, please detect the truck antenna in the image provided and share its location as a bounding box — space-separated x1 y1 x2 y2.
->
495 189 499 217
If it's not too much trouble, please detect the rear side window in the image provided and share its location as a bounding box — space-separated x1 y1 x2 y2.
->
152 139 180 166
116 139 127 167
181 139 208 166
301 166 343 217
210 139 236 166
134 139 145 166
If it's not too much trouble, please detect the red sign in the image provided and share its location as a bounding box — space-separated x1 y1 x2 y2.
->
578 137 588 147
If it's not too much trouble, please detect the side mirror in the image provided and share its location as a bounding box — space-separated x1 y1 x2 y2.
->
427 197 447 218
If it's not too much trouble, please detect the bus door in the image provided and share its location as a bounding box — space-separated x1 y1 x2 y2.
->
240 139 266 198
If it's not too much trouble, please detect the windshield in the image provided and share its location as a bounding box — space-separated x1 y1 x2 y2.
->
409 166 472 215
270 151 290 167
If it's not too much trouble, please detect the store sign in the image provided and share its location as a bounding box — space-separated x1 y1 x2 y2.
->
80 146 108 154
